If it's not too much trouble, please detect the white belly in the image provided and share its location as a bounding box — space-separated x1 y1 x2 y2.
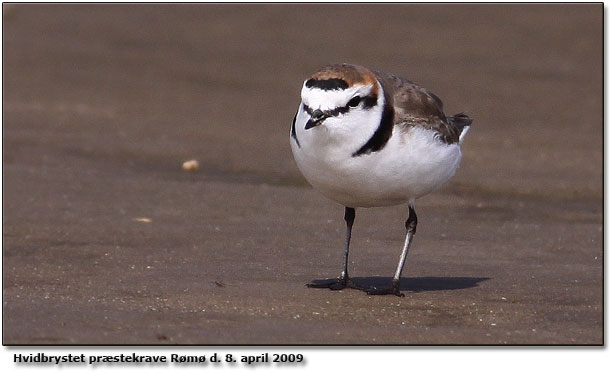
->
291 125 462 208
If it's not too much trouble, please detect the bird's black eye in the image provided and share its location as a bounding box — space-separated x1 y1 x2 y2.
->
347 96 361 107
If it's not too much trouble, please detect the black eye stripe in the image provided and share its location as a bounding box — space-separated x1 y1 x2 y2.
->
328 105 350 117
302 94 378 119
362 95 377 109
342 94 377 112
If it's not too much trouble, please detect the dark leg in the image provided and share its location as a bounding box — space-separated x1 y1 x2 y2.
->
307 207 361 290
367 205 418 297
340 206 355 280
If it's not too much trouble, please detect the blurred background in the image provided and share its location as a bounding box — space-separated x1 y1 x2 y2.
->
3 4 602 198
2 4 603 344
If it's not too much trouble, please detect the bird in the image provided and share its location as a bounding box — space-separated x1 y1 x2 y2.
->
289 63 472 297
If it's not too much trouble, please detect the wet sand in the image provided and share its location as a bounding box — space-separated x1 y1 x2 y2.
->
2 4 603 344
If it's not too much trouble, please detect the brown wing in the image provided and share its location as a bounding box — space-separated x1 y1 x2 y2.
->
374 71 461 144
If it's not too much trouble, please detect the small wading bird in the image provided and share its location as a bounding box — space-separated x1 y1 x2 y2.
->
290 64 471 297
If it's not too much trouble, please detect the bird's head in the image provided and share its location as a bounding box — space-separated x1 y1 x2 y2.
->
300 64 382 130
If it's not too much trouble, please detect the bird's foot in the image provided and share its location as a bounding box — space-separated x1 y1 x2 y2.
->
366 280 404 297
306 276 361 291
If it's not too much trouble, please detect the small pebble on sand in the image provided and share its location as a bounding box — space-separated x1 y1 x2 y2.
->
182 159 199 171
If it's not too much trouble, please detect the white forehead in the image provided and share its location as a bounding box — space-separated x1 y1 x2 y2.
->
301 82 374 110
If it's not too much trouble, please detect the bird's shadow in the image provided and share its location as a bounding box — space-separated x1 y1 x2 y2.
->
350 276 490 292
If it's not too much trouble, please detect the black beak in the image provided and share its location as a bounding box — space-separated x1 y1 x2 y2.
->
305 109 327 130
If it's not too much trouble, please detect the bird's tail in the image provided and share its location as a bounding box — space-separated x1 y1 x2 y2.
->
448 113 472 144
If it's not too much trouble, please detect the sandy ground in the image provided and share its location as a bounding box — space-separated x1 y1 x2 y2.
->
2 4 603 344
